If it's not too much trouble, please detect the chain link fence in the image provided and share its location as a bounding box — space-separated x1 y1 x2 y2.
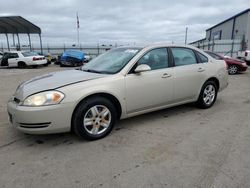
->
191 38 245 58
0 43 112 58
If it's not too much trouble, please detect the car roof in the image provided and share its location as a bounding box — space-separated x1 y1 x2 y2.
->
5 51 22 53
118 44 199 50
145 43 198 49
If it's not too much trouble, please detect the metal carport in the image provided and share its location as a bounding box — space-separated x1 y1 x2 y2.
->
0 16 43 53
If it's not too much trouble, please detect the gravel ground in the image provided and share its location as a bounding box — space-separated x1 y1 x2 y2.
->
0 65 250 188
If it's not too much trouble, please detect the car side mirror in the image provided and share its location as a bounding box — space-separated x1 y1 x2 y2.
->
134 64 151 73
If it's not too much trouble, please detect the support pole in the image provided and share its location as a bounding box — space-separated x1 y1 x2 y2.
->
39 34 43 54
17 33 20 50
231 39 234 57
28 33 32 51
12 34 15 46
5 33 10 51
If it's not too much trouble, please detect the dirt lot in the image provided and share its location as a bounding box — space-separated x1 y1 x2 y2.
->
0 65 250 188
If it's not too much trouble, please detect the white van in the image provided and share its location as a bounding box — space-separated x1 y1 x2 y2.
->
237 50 250 65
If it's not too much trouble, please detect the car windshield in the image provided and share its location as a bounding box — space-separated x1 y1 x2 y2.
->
22 51 39 57
82 47 141 74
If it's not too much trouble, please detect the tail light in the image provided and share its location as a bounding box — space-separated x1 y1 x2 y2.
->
33 57 42 61
245 51 248 57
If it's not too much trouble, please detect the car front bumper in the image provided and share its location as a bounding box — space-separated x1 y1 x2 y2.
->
239 64 248 72
7 100 74 134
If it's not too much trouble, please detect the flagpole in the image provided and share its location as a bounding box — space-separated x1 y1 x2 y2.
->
77 27 79 46
76 12 80 46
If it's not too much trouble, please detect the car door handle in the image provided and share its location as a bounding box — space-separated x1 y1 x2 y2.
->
197 67 205 72
162 73 172 78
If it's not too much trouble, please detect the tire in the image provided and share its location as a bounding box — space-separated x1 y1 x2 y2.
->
18 62 26 69
72 97 117 140
196 81 218 109
228 65 238 75
43 63 48 67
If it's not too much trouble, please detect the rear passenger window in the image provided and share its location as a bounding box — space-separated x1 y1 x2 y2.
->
171 48 197 66
197 52 208 63
9 53 19 58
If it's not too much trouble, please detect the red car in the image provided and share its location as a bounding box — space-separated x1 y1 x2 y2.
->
205 51 248 75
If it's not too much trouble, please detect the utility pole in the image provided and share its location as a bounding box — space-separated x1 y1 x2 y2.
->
185 27 188 44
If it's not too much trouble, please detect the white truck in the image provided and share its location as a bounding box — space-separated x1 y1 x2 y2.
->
237 50 250 65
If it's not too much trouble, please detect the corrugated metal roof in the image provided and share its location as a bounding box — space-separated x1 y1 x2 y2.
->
206 8 250 31
0 16 41 34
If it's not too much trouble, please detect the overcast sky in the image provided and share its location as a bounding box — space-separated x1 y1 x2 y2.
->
0 0 249 47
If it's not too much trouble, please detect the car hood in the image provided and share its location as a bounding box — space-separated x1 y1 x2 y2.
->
225 57 245 63
14 69 108 100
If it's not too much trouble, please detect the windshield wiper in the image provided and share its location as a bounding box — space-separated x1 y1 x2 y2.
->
82 69 102 74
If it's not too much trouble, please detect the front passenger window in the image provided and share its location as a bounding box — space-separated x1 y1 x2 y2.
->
137 48 168 70
171 48 197 66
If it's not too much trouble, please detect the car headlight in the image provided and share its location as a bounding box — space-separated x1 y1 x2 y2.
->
22 91 64 106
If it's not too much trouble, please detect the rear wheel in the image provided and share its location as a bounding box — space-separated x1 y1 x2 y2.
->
18 62 26 69
72 97 117 140
196 81 218 109
228 65 238 75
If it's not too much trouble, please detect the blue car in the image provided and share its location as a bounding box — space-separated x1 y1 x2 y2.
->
60 50 85 67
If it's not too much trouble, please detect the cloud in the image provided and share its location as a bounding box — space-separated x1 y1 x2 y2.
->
0 0 249 47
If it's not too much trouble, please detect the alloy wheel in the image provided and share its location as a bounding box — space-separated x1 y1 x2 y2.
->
203 84 216 105
228 65 238 75
83 105 111 135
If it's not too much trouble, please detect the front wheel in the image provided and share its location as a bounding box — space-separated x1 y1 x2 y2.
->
196 81 218 109
72 97 117 140
228 65 238 75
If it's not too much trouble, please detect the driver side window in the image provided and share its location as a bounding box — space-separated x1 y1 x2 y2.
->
137 48 169 70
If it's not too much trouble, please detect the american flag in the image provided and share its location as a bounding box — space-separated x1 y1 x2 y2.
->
77 12 80 29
